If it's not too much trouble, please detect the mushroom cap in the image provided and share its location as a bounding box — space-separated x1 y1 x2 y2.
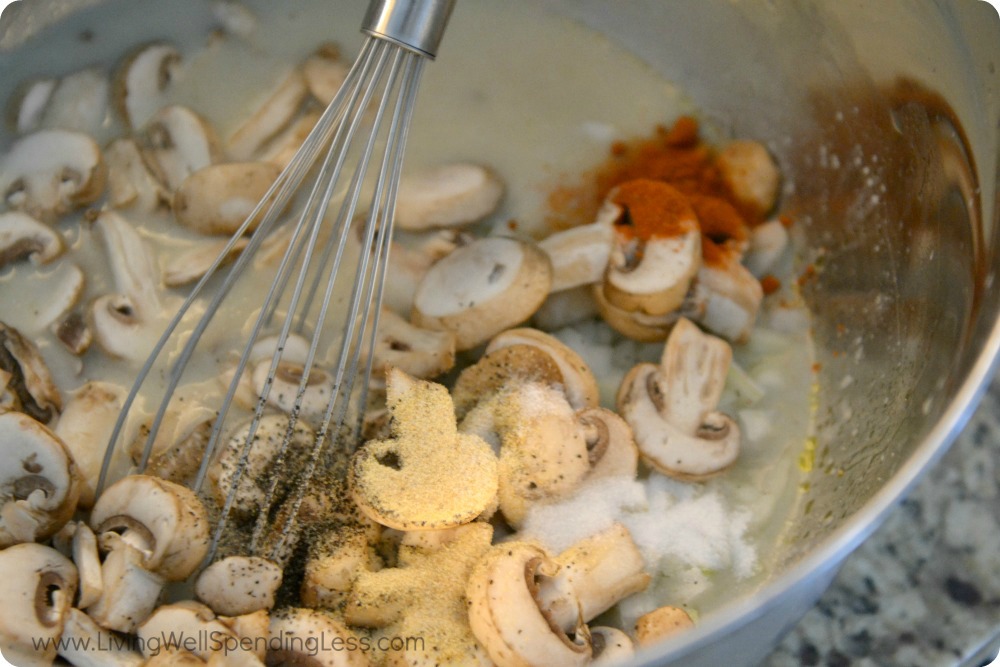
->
716 139 781 217
412 236 553 351
89 474 210 581
0 129 106 221
0 411 79 547
0 211 64 267
0 543 78 666
195 556 283 616
486 327 600 411
173 161 281 236
349 368 498 530
0 320 62 423
466 541 591 667
395 162 505 231
451 343 563 420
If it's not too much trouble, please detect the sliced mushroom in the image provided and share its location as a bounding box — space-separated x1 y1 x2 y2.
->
0 211 63 267
90 474 211 581
195 556 283 616
267 608 369 667
716 139 781 217
538 219 614 292
577 407 639 480
592 280 680 343
685 254 763 344
466 542 591 667
302 43 350 105
395 162 504 231
163 236 249 287
137 601 249 662
211 0 258 38
251 361 335 428
0 411 79 547
617 318 740 480
226 69 308 161
58 608 145 667
0 320 62 422
218 609 270 662
0 129 106 221
209 413 315 516
413 236 552 351
40 67 110 136
743 218 789 278
113 42 182 130
634 605 695 646
451 343 562 420
382 227 468 315
173 161 281 236
535 524 650 632
349 368 498 530
7 78 56 134
494 382 590 528
54 311 93 356
30 262 86 333
602 181 702 317
371 307 456 384
302 527 380 608
85 539 165 632
141 105 223 192
485 327 599 410
259 108 321 170
0 543 78 667
105 137 168 211
73 523 104 609
590 627 635 666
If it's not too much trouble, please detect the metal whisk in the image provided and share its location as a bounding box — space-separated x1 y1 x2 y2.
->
95 0 456 568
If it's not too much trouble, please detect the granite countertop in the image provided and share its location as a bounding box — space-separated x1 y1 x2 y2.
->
764 375 1000 667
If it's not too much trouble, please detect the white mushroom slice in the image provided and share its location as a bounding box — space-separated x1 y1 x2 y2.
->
301 43 349 104
250 332 312 365
252 361 334 427
531 285 599 331
0 211 63 267
685 255 763 344
451 343 562 421
86 540 165 633
209 414 315 516
495 382 590 528
59 608 145 667
97 210 160 306
31 262 85 332
577 407 639 480
90 474 211 581
267 608 369 667
163 237 249 287
218 610 270 661
72 523 103 609
592 280 680 343
743 218 789 278
141 105 223 192
173 162 281 236
467 542 591 667
716 139 781 216
105 137 167 211
0 411 78 547
372 307 456 383
0 320 62 422
195 556 282 616
301 529 379 608
601 180 702 316
260 108 321 170
212 0 258 37
349 368 498 530
53 311 93 356
138 602 246 662
617 318 740 480
535 524 650 631
395 163 504 230
90 293 150 361
113 42 182 130
486 327 600 410
41 67 109 136
7 78 56 133
590 627 635 666
226 69 308 161
413 236 552 351
0 543 78 667
634 605 695 646
539 220 614 292
0 129 106 221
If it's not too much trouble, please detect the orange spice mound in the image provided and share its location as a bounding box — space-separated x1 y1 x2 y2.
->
611 179 697 242
544 116 762 268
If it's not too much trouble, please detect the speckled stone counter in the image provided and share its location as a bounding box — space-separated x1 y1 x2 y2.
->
765 376 1000 667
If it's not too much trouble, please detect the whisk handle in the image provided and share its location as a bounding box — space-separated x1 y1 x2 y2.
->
361 0 456 59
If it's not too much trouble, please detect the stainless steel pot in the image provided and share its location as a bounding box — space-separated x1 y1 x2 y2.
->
2 1 998 665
